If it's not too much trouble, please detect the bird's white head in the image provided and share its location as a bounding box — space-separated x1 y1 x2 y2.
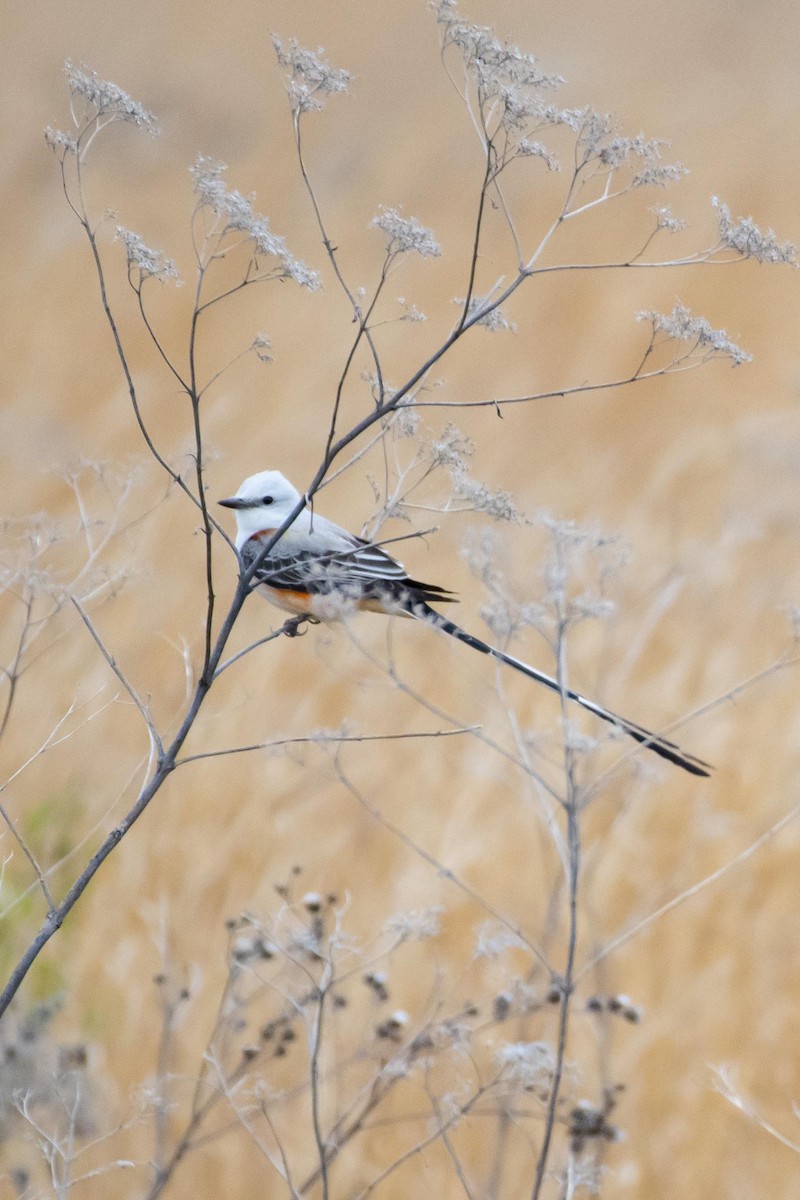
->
219 470 302 548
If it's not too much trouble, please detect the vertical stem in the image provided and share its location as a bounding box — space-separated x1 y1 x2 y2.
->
153 985 177 1184
454 140 494 335
309 973 331 1200
187 263 216 679
531 614 581 1199
531 803 580 1200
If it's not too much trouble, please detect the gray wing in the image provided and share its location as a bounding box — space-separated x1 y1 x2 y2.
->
241 528 454 604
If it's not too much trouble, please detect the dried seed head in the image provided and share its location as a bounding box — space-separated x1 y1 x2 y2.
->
636 302 751 366
65 62 159 133
496 1041 556 1093
386 906 443 941
45 127 77 156
273 37 351 113
493 993 512 1021
232 935 260 963
713 197 797 265
377 1010 410 1041
371 207 441 258
190 156 319 289
116 227 179 283
363 971 390 1001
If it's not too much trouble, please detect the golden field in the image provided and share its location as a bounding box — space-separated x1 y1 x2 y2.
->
2 1 800 1196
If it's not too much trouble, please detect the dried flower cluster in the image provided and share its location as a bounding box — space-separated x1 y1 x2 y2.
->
433 0 685 200
473 921 528 959
64 62 158 133
637 302 751 366
592 130 686 187
116 226 179 284
45 64 158 160
190 156 319 288
456 294 517 333
568 1089 622 1154
272 36 351 114
713 197 797 265
434 0 562 90
516 138 561 170
371 207 441 259
452 471 521 522
651 204 687 232
431 423 474 471
496 1040 557 1096
587 993 643 1023
425 424 522 520
386 906 443 941
0 998 96 1164
397 297 427 322
44 127 78 157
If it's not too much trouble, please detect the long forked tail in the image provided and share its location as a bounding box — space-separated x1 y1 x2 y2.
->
411 604 711 777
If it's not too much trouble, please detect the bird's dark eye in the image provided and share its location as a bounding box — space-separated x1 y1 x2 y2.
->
262 495 274 505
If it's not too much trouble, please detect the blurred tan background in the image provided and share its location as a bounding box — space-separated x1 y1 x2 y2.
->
2 0 800 1196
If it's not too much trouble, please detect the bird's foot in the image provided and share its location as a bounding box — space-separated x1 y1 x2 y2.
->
283 615 320 638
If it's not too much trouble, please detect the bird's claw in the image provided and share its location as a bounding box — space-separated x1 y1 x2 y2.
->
283 615 320 638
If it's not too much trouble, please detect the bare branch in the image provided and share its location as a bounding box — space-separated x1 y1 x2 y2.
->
70 596 163 757
175 725 477 767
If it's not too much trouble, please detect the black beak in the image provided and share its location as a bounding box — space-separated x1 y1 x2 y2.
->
218 496 247 509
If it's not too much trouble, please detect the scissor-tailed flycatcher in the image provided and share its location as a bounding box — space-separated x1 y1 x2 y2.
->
220 470 710 777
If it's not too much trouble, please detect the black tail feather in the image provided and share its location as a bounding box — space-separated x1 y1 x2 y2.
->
410 603 711 778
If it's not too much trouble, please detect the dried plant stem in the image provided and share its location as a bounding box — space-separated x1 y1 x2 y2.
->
531 617 582 1199
353 1076 500 1200
579 796 800 980
332 756 550 971
308 967 332 1200
0 593 300 1019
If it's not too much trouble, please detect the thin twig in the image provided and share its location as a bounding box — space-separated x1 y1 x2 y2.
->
578 797 800 980
175 725 477 767
70 596 163 757
333 757 551 972
352 1076 500 1200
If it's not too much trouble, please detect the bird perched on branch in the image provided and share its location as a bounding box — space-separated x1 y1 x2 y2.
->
220 469 710 777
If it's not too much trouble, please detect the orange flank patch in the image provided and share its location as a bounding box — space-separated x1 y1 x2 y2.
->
257 585 315 616
256 584 413 620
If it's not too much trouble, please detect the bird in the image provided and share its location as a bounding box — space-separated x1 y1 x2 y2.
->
219 469 711 777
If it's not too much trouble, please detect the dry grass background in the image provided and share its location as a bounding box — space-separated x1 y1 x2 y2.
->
2 0 800 1196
